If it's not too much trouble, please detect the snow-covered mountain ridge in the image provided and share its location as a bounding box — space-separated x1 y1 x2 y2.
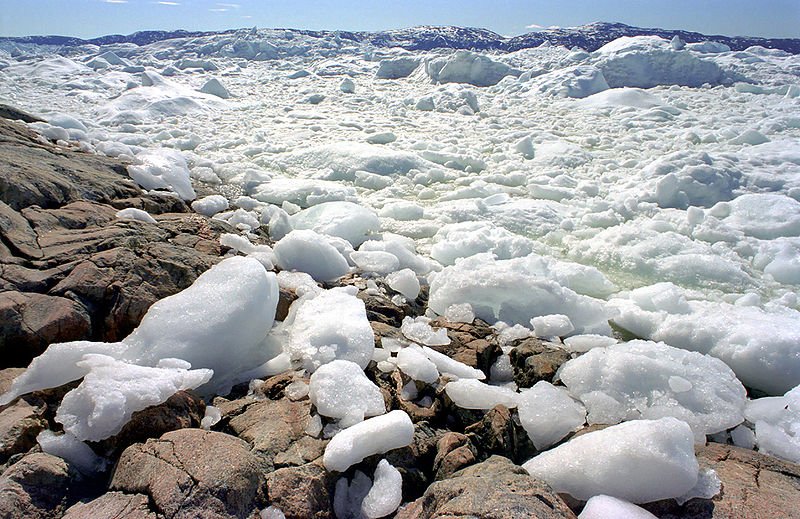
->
3 22 799 54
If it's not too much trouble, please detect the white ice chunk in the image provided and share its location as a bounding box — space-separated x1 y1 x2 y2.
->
420 345 485 380
287 288 375 371
578 495 657 519
563 335 618 353
128 149 196 201
746 385 800 463
445 303 474 323
395 347 439 384
123 256 279 395
334 471 371 519
518 382 586 450
676 468 721 505
309 360 385 421
0 341 128 406
350 250 400 275
191 194 229 216
361 459 403 519
56 354 212 441
429 254 612 335
523 417 700 503
401 316 450 346
531 314 575 338
37 430 106 475
445 379 518 410
199 77 231 99
611 284 800 395
274 229 350 282
558 340 746 439
115 207 156 225
290 201 380 247
387 269 420 300
201 405 222 430
323 410 414 472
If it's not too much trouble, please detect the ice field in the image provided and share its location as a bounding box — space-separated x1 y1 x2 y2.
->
2 27 800 510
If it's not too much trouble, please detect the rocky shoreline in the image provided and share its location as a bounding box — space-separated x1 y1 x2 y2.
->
0 108 798 518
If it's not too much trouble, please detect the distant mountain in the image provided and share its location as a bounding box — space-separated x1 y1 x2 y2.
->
504 22 800 54
2 22 798 54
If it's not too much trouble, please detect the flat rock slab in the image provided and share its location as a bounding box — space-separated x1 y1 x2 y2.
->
643 442 800 518
396 455 576 519
63 492 159 519
111 429 267 519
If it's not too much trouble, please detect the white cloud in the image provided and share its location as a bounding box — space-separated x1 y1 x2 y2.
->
218 2 241 7
156 1 180 5
526 23 545 29
103 0 128 4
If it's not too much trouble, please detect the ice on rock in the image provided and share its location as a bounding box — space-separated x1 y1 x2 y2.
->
201 405 222 430
289 201 380 247
524 417 700 503
128 149 196 201
361 459 403 519
260 506 286 519
420 345 486 380
0 341 129 406
199 77 231 99
676 468 721 505
595 36 725 88
557 340 746 439
287 288 375 371
428 254 613 335
386 269 420 300
323 410 414 472
730 424 756 449
56 355 212 441
115 208 157 224
518 382 586 450
531 314 575 338
611 284 800 395
578 495 657 519
745 385 800 463
444 303 474 323
37 430 106 475
401 316 449 346
309 360 385 422
274 229 350 282
425 50 518 87
116 257 279 395
350 250 400 275
191 194 229 216
395 347 439 384
277 270 321 298
445 379 518 410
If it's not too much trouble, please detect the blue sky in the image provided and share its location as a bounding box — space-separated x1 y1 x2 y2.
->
1 0 798 39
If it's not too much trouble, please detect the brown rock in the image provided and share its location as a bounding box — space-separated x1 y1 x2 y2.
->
509 338 572 388
0 452 82 519
465 404 536 464
91 390 205 458
227 396 325 470
427 318 501 376
63 492 159 519
642 442 800 519
0 118 140 211
432 432 477 480
266 461 336 519
396 455 576 519
0 398 48 463
111 429 267 519
0 291 91 368
0 200 42 259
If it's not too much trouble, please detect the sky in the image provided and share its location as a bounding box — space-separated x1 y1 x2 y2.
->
1 0 798 40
